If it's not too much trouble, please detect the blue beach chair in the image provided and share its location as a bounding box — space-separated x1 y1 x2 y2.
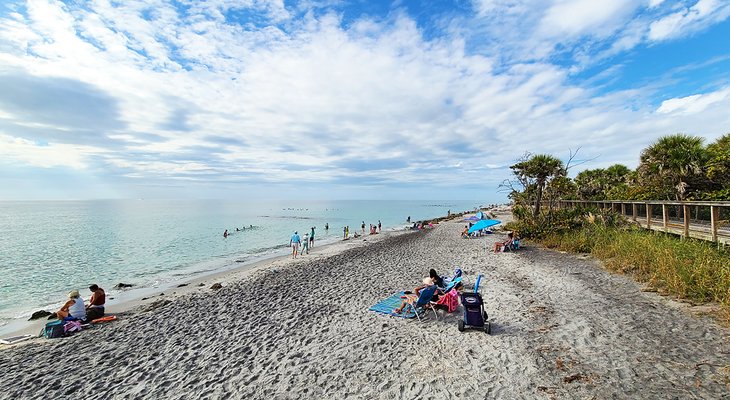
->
439 276 463 293
403 285 439 322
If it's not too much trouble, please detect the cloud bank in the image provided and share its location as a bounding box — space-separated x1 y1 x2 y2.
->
1 0 729 200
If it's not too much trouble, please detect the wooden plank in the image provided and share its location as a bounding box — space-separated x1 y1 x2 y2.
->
711 205 719 242
646 203 651 228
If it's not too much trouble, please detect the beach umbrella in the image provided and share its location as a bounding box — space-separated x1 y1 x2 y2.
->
467 219 501 234
476 211 484 219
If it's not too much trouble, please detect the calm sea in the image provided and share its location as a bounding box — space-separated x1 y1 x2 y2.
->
0 199 480 330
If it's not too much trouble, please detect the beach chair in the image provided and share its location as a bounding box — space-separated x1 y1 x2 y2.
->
439 276 462 293
404 285 439 322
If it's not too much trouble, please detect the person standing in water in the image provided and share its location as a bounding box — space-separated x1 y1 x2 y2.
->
361 221 365 234
378 220 382 233
325 223 329 231
310 226 315 248
223 229 228 238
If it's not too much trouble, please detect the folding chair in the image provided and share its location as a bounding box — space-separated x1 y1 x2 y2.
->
404 285 439 322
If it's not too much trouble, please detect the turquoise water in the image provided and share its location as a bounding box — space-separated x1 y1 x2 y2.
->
0 199 480 327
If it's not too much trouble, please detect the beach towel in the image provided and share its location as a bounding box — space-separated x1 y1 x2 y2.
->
91 315 117 323
434 289 459 313
368 292 416 318
64 320 82 334
0 334 35 345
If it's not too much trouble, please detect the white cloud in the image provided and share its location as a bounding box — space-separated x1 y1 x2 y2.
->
0 134 103 169
648 0 730 41
539 0 635 37
656 87 730 114
1 0 730 198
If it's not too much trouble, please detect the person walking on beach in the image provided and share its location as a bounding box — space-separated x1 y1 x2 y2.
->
301 233 310 255
378 220 381 233
290 231 301 259
310 226 315 248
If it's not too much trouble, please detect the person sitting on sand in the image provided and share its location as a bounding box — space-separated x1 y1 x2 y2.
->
409 269 443 297
393 277 438 314
85 284 105 320
494 232 514 253
56 289 86 322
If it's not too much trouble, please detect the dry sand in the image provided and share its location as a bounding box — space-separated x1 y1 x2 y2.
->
1 210 729 399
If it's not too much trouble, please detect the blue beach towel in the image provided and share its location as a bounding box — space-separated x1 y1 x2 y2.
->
369 292 416 318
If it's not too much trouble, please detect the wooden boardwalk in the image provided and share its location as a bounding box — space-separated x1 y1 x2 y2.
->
558 200 730 245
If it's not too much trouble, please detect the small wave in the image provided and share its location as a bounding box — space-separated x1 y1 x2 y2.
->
258 215 316 220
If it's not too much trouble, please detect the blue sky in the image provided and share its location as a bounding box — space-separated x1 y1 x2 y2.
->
1 0 729 201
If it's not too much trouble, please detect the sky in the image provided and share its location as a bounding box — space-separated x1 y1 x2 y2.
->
1 0 729 201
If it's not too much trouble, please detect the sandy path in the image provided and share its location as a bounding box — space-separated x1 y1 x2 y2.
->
1 213 728 399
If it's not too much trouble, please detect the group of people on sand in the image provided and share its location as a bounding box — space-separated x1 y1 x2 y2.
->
410 221 433 230
56 284 106 323
289 227 316 258
341 219 383 239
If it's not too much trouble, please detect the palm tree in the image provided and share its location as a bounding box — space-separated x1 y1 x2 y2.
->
511 154 565 217
639 134 708 201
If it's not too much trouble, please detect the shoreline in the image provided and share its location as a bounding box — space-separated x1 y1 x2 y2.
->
0 222 420 344
1 205 482 341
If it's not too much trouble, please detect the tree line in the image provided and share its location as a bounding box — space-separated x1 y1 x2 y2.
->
505 133 730 219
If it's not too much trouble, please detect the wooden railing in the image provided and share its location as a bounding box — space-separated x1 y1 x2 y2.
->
557 200 730 245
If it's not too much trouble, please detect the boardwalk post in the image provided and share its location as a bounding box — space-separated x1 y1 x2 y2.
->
662 204 668 232
646 203 651 228
711 205 719 242
611 203 616 213
621 203 626 217
633 204 637 221
683 204 690 238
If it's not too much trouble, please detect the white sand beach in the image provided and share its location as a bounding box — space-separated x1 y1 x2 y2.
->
1 209 728 399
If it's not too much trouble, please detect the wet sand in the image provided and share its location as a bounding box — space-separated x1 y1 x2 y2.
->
1 210 728 399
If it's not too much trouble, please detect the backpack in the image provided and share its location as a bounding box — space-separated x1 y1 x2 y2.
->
41 320 66 339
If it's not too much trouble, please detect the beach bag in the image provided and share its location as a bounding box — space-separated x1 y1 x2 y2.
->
41 320 66 339
64 320 83 334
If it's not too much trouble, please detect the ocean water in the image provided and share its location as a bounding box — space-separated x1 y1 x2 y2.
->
0 199 480 329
